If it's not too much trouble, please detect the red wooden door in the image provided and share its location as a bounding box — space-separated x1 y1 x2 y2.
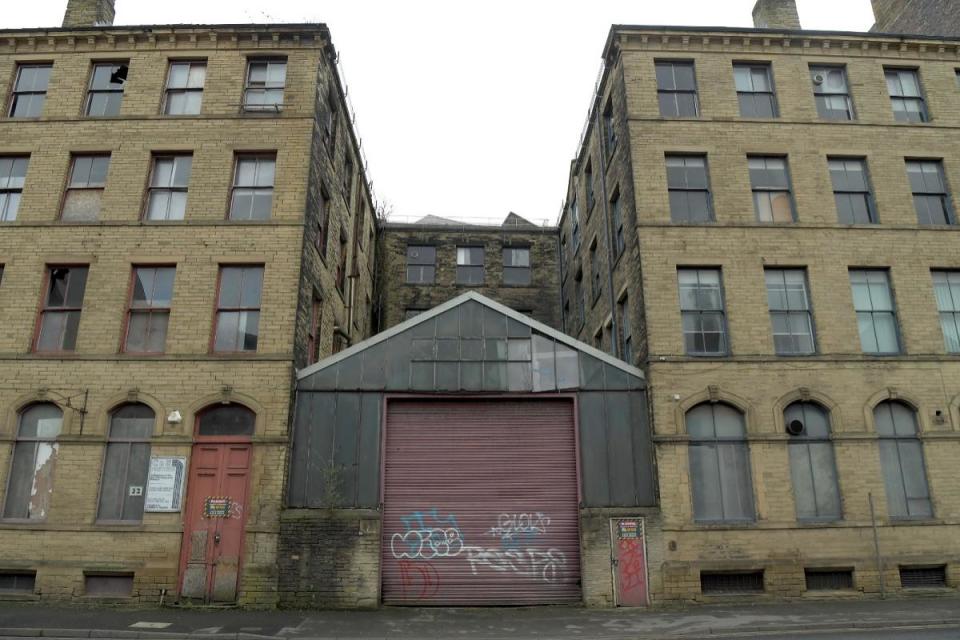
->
179 444 251 602
612 518 648 607
382 399 581 605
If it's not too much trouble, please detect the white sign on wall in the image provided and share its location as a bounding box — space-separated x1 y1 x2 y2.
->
145 456 186 512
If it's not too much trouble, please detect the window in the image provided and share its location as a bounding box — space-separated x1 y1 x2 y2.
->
9 64 51 118
0 572 36 593
666 155 713 223
805 570 854 591
570 197 581 253
907 160 953 225
124 266 174 353
678 268 727 356
900 566 946 588
315 188 330 259
62 155 109 221
656 61 699 117
585 162 595 211
885 68 927 122
734 63 778 118
213 265 263 352
829 158 876 224
619 296 632 363
560 235 569 282
336 230 348 293
563 299 570 332
932 271 960 353
307 296 322 365
97 404 153 522
765 269 815 355
503 247 531 285
230 155 275 220
406 246 436 284
701 571 764 594
602 98 616 153
145 155 192 221
749 156 795 223
875 401 932 519
84 573 133 597
850 270 900 354
243 59 286 111
589 241 602 302
324 85 338 156
3 403 62 520
85 62 127 117
35 266 88 352
456 247 484 285
343 156 354 201
163 61 205 115
785 402 841 521
687 403 755 522
810 65 854 120
0 156 28 222
611 190 625 257
575 275 585 329
197 404 255 437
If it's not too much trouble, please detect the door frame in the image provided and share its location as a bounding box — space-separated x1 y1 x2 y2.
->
610 517 650 607
177 407 254 603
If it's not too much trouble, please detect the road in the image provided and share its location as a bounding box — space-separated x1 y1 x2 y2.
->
731 627 960 640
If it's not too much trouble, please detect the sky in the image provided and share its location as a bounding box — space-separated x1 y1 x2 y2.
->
8 0 876 225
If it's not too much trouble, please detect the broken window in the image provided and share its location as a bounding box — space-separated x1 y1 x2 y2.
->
35 266 88 352
86 62 127 117
3 403 62 520
97 404 153 522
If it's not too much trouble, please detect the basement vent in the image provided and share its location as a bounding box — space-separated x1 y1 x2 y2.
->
0 571 36 592
805 569 854 591
701 571 765 594
900 566 947 589
84 573 134 597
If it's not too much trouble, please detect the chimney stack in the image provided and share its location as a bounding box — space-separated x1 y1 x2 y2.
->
62 0 116 28
752 0 802 30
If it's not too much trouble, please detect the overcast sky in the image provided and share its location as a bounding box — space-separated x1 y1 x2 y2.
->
9 0 876 224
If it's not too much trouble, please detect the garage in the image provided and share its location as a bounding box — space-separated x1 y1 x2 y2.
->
382 399 580 605
282 292 655 609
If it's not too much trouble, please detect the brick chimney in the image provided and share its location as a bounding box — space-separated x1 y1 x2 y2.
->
752 0 802 30
62 0 116 28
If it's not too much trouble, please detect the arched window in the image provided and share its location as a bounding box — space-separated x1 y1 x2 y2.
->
3 403 62 520
687 403 755 522
874 401 932 519
196 404 255 437
785 402 841 521
97 403 154 522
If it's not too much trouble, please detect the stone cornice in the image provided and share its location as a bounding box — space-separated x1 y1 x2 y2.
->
0 24 327 55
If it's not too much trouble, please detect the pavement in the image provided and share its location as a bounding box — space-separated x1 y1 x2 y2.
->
0 596 958 639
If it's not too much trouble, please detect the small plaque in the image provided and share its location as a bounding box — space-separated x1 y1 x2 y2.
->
204 497 232 518
128 485 144 497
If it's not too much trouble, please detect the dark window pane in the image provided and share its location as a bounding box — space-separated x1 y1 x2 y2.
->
197 405 255 436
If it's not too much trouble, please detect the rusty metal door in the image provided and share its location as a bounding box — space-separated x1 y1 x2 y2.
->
179 444 251 603
382 399 581 605
611 518 649 607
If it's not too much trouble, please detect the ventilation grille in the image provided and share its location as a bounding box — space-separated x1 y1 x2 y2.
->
84 573 133 597
900 566 947 589
0 572 36 592
701 571 764 594
805 569 854 591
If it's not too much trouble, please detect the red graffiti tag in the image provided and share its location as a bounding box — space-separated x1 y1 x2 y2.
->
618 538 646 594
398 559 440 599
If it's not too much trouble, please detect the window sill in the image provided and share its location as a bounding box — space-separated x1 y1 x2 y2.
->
94 521 145 529
691 520 757 529
0 592 39 602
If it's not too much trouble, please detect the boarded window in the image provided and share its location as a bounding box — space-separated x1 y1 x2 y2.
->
97 404 153 522
701 571 764 594
62 155 109 221
84 573 133 597
687 403 755 522
3 403 62 520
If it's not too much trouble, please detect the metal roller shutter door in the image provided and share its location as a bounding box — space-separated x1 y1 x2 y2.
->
382 399 581 605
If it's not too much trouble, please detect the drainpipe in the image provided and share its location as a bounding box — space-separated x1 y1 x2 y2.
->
594 97 619 359
556 221 566 332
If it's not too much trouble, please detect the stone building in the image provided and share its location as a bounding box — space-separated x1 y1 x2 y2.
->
558 0 960 604
377 214 561 330
0 0 376 605
871 0 960 37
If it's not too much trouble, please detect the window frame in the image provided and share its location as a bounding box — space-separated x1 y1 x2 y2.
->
2 403 63 521
765 268 816 356
906 159 954 226
0 155 29 223
655 59 700 118
228 153 276 221
336 228 349 294
144 153 192 222
611 189 625 258
678 267 728 357
61 153 110 222
211 264 264 353
456 246 485 286
849 269 902 355
619 293 632 363
602 97 617 156
85 61 128 117
33 265 89 353
8 63 52 118
405 245 436 285
122 265 175 355
931 270 960 353
162 59 206 116
810 64 855 121
687 403 756 523
502 246 532 286
242 58 287 113
95 403 155 524
748 155 797 223
666 154 714 223
314 187 331 261
828 157 877 224
885 67 928 123
589 239 602 304
874 401 933 520
785 401 842 522
733 62 779 118
306 294 322 365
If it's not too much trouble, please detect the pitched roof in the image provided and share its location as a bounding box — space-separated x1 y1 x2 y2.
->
297 291 644 381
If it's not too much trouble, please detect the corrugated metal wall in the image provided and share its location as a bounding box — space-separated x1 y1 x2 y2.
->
381 399 581 605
